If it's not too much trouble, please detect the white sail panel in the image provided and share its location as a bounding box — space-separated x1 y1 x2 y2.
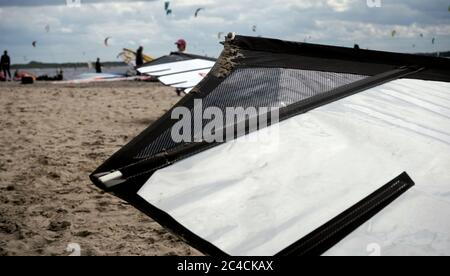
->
138 79 450 256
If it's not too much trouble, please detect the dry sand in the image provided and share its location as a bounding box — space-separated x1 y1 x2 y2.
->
0 81 201 256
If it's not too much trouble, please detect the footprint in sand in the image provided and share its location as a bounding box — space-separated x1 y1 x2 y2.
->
47 221 71 232
74 230 93 238
6 185 15 191
47 172 61 180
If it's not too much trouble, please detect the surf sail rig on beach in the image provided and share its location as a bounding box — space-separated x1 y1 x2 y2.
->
117 48 154 67
91 34 450 256
137 52 216 94
53 73 151 84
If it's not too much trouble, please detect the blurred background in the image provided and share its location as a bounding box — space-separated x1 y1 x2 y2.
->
0 0 449 65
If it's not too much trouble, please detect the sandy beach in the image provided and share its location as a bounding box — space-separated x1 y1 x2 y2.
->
0 81 201 256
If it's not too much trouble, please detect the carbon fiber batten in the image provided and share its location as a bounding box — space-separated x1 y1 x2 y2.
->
276 172 415 256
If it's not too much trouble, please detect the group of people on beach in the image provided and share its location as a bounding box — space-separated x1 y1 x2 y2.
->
1 50 64 83
2 39 188 81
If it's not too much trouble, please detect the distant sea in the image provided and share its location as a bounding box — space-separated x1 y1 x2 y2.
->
16 66 131 80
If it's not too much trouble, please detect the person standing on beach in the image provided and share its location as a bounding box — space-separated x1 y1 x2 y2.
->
136 46 144 75
95 58 102 73
175 39 186 53
136 46 144 67
1 51 12 81
173 39 187 96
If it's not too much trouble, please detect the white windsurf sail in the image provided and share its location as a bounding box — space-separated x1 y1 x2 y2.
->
91 35 450 256
138 78 450 256
159 69 211 88
138 59 215 76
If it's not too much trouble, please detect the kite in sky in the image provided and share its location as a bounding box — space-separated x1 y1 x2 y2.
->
195 8 204 17
104 37 111 47
165 1 172 16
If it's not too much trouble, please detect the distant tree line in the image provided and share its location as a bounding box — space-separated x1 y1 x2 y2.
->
10 51 449 69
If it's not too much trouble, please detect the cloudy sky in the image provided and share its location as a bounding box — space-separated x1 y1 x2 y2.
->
0 0 449 64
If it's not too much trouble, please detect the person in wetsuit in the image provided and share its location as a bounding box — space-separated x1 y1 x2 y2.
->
95 58 102 73
136 46 144 67
1 51 12 81
135 46 144 75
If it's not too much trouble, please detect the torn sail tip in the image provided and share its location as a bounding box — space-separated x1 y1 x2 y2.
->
226 32 236 40
190 33 242 93
209 36 244 79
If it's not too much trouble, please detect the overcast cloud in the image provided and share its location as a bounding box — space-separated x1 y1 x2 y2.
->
0 0 449 63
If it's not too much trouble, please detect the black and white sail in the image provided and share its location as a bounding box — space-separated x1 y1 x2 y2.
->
91 34 450 256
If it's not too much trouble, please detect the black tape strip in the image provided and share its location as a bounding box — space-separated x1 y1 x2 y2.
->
276 172 415 256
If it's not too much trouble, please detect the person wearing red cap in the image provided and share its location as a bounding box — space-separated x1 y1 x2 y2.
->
175 39 187 53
